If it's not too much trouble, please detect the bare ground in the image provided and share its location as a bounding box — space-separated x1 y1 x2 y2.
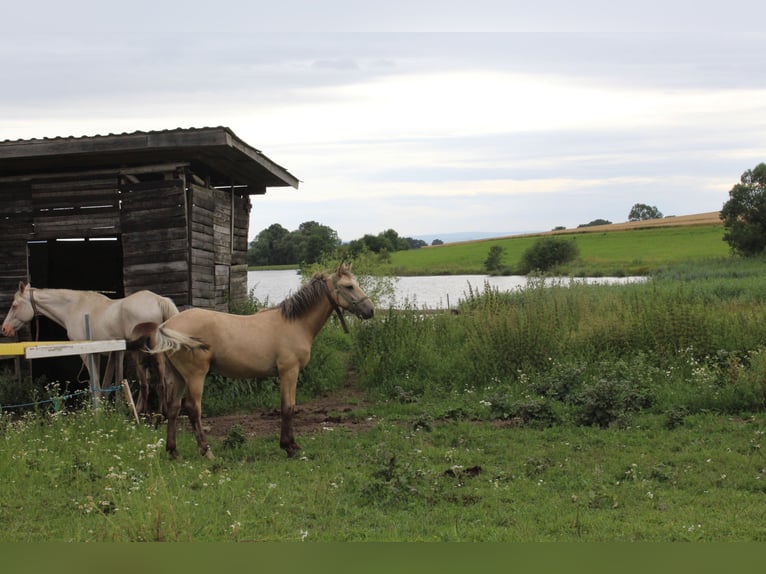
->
198 380 376 442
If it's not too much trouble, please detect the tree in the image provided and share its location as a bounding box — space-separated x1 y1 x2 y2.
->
578 219 612 228
405 237 427 249
295 221 340 264
348 229 414 256
484 245 505 273
247 223 290 266
628 204 663 221
247 221 340 266
720 162 766 256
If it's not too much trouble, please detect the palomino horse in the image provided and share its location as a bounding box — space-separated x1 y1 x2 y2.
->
133 263 374 459
1 283 179 413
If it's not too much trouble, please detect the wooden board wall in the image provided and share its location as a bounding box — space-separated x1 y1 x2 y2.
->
230 192 252 308
0 181 32 327
31 176 120 238
120 180 189 304
189 184 215 308
2 173 252 320
188 185 251 310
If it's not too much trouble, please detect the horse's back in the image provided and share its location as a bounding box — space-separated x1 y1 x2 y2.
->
93 291 178 339
162 307 302 379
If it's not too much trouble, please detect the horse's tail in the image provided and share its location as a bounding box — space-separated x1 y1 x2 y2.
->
126 322 160 353
150 326 210 355
159 297 180 321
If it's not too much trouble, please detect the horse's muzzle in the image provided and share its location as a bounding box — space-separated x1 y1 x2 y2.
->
355 303 375 320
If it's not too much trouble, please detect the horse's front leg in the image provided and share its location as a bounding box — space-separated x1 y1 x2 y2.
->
279 366 301 457
165 371 185 460
82 353 102 407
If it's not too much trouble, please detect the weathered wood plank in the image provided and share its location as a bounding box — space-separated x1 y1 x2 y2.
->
123 273 188 290
123 260 188 275
30 176 119 192
120 206 186 223
190 186 215 210
123 249 188 266
24 340 126 359
122 227 186 251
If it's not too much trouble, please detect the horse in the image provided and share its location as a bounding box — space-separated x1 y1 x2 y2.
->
131 263 374 460
1 282 179 414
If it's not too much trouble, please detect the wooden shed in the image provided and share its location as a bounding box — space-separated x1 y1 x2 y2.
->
0 127 299 322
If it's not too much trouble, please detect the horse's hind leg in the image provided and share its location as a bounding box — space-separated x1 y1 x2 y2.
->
156 353 171 420
183 374 213 459
279 366 301 457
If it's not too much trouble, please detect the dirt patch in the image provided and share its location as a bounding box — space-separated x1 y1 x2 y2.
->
199 383 376 442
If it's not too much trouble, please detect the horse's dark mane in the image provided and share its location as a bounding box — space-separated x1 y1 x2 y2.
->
277 272 328 320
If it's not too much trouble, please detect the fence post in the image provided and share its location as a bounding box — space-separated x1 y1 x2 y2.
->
84 314 101 410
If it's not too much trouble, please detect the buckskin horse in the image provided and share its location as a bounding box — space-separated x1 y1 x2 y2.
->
131 263 374 459
1 283 178 413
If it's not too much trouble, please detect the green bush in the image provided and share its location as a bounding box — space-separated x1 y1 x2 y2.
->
519 236 580 273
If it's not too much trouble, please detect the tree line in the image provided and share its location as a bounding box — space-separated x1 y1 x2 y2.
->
247 222 435 266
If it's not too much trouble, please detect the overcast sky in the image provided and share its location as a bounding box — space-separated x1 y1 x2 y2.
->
2 2 765 242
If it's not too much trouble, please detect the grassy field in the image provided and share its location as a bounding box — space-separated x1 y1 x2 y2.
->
3 402 766 542
7 214 766 542
389 215 727 276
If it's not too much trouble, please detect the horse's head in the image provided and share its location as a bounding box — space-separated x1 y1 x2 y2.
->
329 263 375 320
1 282 34 337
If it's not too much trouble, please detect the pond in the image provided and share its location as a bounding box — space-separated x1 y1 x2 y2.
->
247 270 646 310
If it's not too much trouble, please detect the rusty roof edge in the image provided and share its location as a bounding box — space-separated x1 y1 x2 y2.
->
0 126 300 189
224 129 300 189
0 126 228 146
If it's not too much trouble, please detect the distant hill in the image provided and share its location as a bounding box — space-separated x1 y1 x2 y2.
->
413 231 531 245
435 211 722 247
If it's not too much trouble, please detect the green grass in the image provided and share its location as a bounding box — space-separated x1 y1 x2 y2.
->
389 225 728 275
8 253 766 542
2 404 766 541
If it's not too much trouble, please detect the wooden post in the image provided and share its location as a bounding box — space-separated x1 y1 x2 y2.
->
84 314 101 410
122 379 140 424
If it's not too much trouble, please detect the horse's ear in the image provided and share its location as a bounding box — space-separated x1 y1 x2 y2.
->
18 281 26 293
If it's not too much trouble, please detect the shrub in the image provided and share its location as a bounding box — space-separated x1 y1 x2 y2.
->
519 237 579 273
484 245 505 273
487 395 560 428
574 376 655 428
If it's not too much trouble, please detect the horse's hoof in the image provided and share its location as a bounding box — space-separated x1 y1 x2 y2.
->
285 443 301 458
204 449 216 460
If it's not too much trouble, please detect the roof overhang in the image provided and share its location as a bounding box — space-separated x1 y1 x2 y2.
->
0 127 299 192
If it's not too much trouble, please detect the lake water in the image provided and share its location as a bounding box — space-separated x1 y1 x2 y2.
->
247 269 645 310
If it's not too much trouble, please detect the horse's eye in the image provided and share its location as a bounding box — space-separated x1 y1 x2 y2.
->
344 285 354 290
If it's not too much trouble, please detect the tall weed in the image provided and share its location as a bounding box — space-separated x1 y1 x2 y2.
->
353 259 766 419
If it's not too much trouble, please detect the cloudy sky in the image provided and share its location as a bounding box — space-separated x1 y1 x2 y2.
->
3 1 765 242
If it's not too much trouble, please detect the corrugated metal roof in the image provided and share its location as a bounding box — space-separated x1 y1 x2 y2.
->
0 126 299 191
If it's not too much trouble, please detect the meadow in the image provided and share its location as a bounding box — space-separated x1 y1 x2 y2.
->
4 222 766 542
388 222 728 276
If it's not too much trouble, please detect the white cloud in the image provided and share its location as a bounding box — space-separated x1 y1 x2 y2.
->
3 24 766 241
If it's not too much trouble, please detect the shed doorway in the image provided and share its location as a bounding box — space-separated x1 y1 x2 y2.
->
28 238 124 295
25 238 124 385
